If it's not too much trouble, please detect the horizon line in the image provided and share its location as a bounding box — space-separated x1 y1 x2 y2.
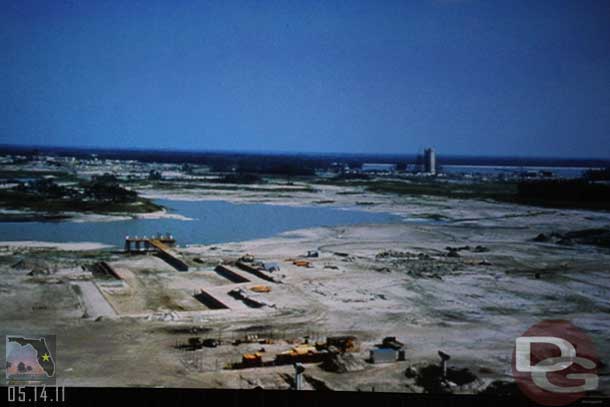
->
1 143 609 163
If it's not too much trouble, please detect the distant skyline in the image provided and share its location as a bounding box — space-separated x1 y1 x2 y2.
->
2 1 609 158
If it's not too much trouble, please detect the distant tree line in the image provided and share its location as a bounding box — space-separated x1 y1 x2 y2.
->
230 162 316 176
583 167 610 181
517 179 610 206
85 174 137 202
212 173 262 184
13 173 137 203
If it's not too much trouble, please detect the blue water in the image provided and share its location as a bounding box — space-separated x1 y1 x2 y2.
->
0 199 402 247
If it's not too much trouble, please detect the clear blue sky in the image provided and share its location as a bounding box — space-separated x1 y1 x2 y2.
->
1 0 609 158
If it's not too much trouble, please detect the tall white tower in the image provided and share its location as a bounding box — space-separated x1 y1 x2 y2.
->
424 148 436 175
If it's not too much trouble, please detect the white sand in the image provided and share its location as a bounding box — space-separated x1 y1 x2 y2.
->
0 241 112 250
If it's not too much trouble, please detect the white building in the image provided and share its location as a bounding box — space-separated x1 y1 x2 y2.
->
424 148 436 174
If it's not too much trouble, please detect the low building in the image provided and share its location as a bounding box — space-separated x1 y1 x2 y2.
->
362 163 397 173
369 348 398 364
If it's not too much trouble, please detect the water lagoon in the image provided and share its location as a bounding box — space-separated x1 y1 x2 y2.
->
0 199 403 247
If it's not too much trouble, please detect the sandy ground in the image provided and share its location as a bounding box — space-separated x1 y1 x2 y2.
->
0 241 112 251
138 180 610 225
0 208 194 223
0 183 609 395
71 281 117 318
67 208 194 223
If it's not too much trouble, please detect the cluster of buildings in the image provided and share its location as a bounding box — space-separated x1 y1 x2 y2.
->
356 148 437 176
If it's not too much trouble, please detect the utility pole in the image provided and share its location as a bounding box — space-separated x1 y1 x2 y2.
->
294 363 305 390
438 350 450 380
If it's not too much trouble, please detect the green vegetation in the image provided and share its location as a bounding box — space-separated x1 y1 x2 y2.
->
321 179 518 202
214 173 263 184
320 178 610 211
0 169 76 181
0 174 162 215
0 213 71 222
583 167 610 181
516 180 610 210
148 170 163 180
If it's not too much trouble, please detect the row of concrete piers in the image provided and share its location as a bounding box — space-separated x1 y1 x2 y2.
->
124 233 175 253
122 233 188 271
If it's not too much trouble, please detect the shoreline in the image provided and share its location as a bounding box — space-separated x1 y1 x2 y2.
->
0 206 195 224
0 241 112 251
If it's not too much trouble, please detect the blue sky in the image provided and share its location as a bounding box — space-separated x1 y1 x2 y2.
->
1 0 609 158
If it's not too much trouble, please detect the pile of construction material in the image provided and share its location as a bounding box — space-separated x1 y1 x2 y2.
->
228 336 361 370
249 285 271 293
275 344 329 365
234 345 329 369
292 259 312 268
241 352 265 368
326 336 359 353
320 352 365 373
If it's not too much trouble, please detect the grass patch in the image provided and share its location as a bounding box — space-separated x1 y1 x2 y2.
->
364 180 517 200
0 213 71 222
323 178 610 211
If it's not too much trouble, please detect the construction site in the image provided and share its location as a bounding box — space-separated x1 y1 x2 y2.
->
3 0 610 401
0 153 609 394
1 185 610 394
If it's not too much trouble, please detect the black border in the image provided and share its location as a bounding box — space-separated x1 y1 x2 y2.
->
7 386 597 407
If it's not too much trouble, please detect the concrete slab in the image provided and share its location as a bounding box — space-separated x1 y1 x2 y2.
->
72 281 117 318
